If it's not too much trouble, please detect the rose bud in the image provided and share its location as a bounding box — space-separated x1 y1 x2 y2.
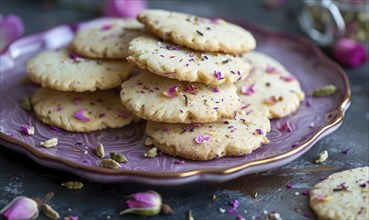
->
332 38 368 68
0 196 39 220
119 191 162 216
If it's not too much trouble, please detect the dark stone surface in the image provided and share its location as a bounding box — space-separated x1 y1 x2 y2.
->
1 1 368 219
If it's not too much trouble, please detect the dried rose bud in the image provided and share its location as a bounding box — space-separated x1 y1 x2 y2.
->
119 191 162 216
0 196 39 220
20 124 35 135
332 38 368 68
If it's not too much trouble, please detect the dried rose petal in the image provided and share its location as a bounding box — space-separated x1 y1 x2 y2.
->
185 85 197 94
68 51 83 61
100 24 113 31
20 125 35 135
229 200 240 208
314 194 331 202
194 135 210 144
241 84 256 95
280 75 296 82
280 121 292 132
74 109 90 122
265 96 278 105
265 65 281 74
210 18 221 24
213 87 219 93
116 110 131 119
256 129 264 135
214 71 224 80
332 38 368 68
162 86 179 98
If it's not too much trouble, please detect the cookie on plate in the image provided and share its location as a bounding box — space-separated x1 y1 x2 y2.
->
31 88 138 132
137 9 256 54
309 167 369 220
26 49 134 92
146 106 270 160
71 18 144 59
120 70 240 124
235 51 305 119
127 35 250 85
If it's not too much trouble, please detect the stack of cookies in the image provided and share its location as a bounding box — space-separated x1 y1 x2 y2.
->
26 9 305 161
26 19 143 132
120 10 272 160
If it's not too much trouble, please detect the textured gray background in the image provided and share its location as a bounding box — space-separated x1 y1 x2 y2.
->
1 0 368 219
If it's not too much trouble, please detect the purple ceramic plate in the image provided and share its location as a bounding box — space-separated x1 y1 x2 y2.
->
0 18 350 185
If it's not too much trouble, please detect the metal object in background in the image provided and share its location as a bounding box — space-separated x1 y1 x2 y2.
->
299 0 369 46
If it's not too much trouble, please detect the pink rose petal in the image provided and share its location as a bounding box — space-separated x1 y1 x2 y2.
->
280 75 296 82
162 86 179 98
241 84 256 95
185 84 197 94
332 38 368 68
74 109 90 122
194 135 210 144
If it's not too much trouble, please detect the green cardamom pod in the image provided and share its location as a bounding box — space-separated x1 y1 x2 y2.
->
96 143 105 158
312 85 337 97
100 158 121 169
144 147 158 158
42 204 60 220
110 152 128 163
61 181 84 190
21 96 32 112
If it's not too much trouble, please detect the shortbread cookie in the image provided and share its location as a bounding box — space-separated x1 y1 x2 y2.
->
71 18 144 58
127 35 250 85
146 106 270 160
120 70 240 124
310 167 369 220
31 88 138 132
235 52 305 119
26 49 134 92
137 9 256 54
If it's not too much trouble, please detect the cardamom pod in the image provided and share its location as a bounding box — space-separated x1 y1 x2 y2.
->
144 148 157 158
110 152 128 163
21 96 32 112
61 181 84 190
42 204 60 220
312 85 337 97
96 143 105 158
41 138 58 148
100 158 121 169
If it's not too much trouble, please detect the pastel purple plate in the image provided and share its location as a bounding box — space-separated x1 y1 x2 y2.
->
0 18 350 185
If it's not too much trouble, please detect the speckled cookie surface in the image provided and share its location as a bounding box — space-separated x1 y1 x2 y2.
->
309 167 369 220
31 88 138 132
146 106 270 160
26 49 134 92
120 71 240 124
235 51 305 119
71 18 144 59
137 9 256 54
127 35 250 85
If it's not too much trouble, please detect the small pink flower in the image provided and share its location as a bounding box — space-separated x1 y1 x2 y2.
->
102 0 147 18
0 196 39 220
162 86 179 98
0 15 24 51
194 135 210 144
119 191 162 216
241 84 256 95
74 109 90 122
332 38 368 68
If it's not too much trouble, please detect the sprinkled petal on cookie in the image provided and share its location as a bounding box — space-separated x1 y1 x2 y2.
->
73 97 82 105
20 124 35 135
280 121 292 132
185 84 197 94
241 84 256 95
74 109 90 122
265 65 281 74
214 71 224 80
280 75 296 82
256 128 264 135
68 51 83 61
101 24 113 31
264 96 278 105
194 135 211 144
210 18 221 24
213 87 219 93
162 86 179 98
313 194 331 202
